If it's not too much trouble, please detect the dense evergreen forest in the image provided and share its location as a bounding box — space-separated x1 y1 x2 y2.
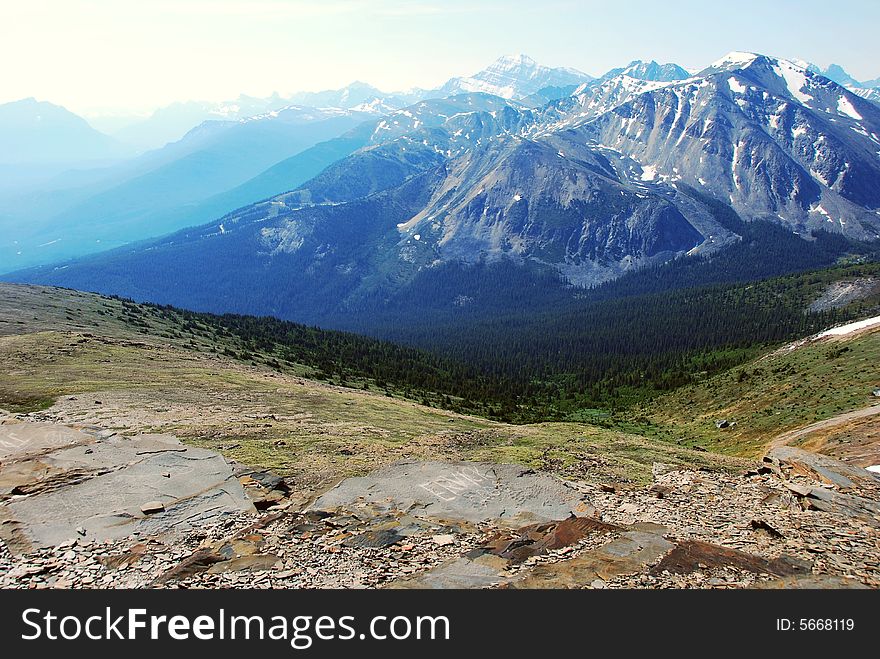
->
122 258 880 423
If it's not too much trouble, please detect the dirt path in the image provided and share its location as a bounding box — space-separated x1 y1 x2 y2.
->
768 404 880 450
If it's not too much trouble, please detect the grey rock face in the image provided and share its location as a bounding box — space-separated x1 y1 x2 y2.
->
310 460 594 525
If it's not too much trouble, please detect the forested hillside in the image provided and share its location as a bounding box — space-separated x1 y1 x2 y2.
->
72 259 879 423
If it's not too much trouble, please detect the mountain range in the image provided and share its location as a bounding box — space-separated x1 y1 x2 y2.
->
0 104 380 269
87 55 594 152
0 55 607 272
7 51 879 333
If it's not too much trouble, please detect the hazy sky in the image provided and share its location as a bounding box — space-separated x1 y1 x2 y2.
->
2 0 879 116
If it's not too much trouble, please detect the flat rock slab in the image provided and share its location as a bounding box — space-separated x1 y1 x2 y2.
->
797 485 880 526
757 575 870 590
0 422 94 461
389 553 511 589
0 422 255 551
310 461 594 526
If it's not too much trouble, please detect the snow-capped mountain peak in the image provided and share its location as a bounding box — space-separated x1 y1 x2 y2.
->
707 51 762 70
495 53 538 68
440 54 593 100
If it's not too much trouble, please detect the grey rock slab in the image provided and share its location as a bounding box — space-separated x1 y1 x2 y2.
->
388 553 510 589
801 486 880 525
4 427 256 549
43 434 187 472
342 529 403 549
310 460 594 525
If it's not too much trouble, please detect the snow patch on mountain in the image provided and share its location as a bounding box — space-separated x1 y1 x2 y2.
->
837 96 863 120
728 77 747 94
772 59 814 105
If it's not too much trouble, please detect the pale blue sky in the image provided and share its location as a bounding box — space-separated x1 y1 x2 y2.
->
2 0 878 116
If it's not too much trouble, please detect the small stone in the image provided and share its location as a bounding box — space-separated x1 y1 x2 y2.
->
432 534 455 547
76 527 87 536
140 501 165 515
648 484 672 499
784 482 813 497
590 579 606 589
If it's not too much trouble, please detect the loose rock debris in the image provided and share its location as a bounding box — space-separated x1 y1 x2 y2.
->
1 418 879 589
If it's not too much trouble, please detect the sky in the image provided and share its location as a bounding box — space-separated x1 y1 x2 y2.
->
2 0 879 117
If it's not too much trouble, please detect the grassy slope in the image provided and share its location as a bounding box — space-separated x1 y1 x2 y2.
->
0 284 744 488
631 326 880 458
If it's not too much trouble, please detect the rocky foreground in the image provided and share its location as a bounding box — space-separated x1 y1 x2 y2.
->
0 417 877 589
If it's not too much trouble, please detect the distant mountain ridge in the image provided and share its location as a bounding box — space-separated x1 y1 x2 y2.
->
600 60 692 83
0 105 377 270
0 98 130 165
94 56 597 151
440 54 593 99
